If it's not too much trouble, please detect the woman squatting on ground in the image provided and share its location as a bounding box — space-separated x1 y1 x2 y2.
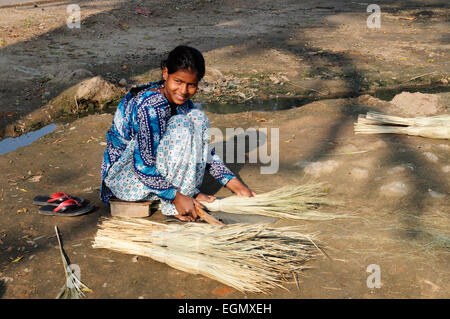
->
100 45 255 221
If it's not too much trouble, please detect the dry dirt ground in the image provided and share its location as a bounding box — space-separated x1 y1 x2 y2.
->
0 0 449 299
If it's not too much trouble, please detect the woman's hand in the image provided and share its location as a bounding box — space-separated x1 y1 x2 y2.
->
172 192 198 222
226 178 256 197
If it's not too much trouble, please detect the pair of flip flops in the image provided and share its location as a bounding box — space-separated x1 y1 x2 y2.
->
33 192 94 217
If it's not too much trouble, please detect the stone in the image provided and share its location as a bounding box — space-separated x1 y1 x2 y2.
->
423 152 439 163
380 181 408 197
75 76 123 109
302 160 340 177
428 189 446 199
390 92 445 116
351 168 369 179
203 67 225 85
118 78 127 87
387 166 406 175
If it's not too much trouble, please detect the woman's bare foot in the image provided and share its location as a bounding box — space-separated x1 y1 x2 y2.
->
173 214 193 222
194 193 216 203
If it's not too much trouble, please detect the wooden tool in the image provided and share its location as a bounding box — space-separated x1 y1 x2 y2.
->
195 205 224 226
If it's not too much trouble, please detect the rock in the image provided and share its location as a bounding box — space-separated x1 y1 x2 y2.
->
428 189 446 199
203 67 225 85
380 181 408 197
403 163 415 171
390 92 445 116
387 166 406 175
75 76 123 109
236 92 246 99
302 160 340 177
442 165 450 173
356 95 392 110
227 81 237 89
269 75 280 84
119 78 127 87
351 168 369 179
423 152 439 163
0 277 13 283
199 84 213 93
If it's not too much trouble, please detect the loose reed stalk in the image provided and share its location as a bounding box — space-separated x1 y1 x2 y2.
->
92 217 321 293
357 114 380 125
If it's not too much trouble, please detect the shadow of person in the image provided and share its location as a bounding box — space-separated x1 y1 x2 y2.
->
0 279 6 298
198 129 268 195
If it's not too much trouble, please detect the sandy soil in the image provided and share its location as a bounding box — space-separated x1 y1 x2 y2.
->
0 0 449 299
1 0 449 137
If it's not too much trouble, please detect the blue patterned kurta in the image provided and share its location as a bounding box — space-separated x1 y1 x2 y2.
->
100 81 235 205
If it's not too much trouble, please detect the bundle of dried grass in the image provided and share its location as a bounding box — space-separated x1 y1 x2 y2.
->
355 112 450 139
199 184 345 220
55 226 92 299
364 112 450 127
92 217 321 293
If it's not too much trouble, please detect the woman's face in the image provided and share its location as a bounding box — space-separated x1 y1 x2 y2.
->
163 67 199 105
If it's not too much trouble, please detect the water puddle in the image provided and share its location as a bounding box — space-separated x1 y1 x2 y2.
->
371 85 450 101
197 85 450 114
0 124 57 155
197 97 317 114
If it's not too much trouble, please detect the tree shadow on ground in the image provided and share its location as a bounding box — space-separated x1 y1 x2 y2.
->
199 130 267 195
2 0 448 135
0 0 448 283
252 24 448 241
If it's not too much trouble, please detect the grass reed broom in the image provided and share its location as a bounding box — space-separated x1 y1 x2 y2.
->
55 226 92 299
354 122 450 139
151 184 343 220
198 184 346 220
92 217 321 293
364 112 450 127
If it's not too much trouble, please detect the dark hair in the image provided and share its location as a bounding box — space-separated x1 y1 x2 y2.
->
130 46 205 96
160 45 205 80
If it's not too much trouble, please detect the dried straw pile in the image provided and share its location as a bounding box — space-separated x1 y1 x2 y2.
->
92 217 321 293
355 112 450 139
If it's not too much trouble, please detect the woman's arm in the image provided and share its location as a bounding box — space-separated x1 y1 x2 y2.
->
206 148 255 197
